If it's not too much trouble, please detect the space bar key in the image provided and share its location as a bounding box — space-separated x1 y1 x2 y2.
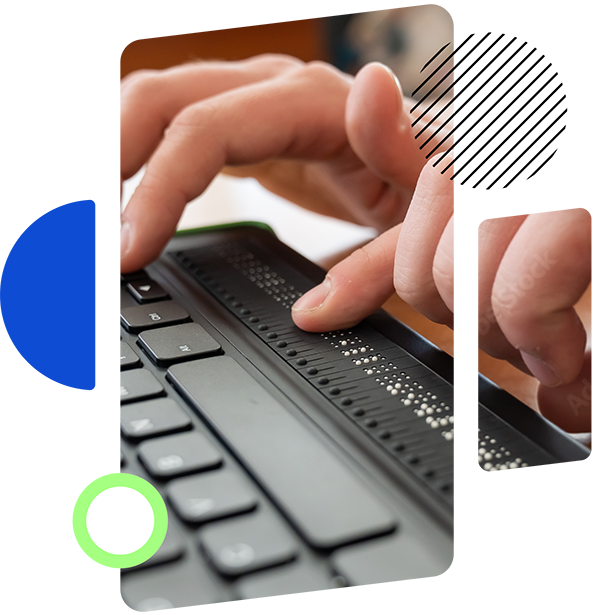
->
167 356 396 549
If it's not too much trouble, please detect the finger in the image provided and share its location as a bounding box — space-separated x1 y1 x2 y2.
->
291 225 400 331
393 157 454 325
478 215 529 371
121 62 353 271
121 54 303 181
432 214 454 313
537 350 591 433
491 209 591 387
346 62 452 198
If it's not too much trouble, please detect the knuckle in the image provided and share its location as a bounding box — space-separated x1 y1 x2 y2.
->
121 69 162 98
300 60 343 82
251 53 304 72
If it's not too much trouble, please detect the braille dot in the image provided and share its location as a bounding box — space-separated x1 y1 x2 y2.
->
378 430 391 440
286 349 297 357
296 358 307 366
266 332 277 339
329 387 341 395
307 367 318 376
341 397 353 406
352 408 365 417
365 419 378 428
277 341 288 348
240 308 251 315
318 377 329 385
223 293 234 300
258 324 268 331
407 455 420 465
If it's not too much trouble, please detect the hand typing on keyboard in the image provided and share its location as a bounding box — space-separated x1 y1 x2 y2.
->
120 55 590 434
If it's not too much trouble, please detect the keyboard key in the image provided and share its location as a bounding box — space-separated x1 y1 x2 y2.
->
108 286 139 325
138 432 222 479
121 301 190 333
124 521 185 572
198 512 297 576
121 398 192 440
120 341 141 371
121 269 147 283
121 558 220 609
121 369 164 404
127 279 170 304
167 470 257 523
138 323 221 367
168 357 397 549
236 563 333 599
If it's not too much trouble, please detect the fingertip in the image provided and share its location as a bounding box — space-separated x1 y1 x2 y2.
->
537 352 591 433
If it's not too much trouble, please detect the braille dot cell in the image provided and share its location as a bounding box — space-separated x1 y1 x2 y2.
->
318 377 329 385
307 367 318 376
391 389 398 395
417 410 425 417
276 341 287 348
267 332 278 340
258 324 268 331
404 400 412 406
296 358 307 366
286 349 297 357
329 387 341 395
341 397 353 406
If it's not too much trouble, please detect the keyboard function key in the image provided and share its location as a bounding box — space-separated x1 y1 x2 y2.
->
127 278 170 303
121 398 192 440
121 369 164 404
138 432 223 479
199 512 297 576
167 470 257 523
121 301 190 333
120 341 141 371
138 323 222 367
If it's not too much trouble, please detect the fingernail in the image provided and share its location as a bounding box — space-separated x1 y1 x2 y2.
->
520 351 563 387
108 221 132 262
379 63 403 112
292 278 332 312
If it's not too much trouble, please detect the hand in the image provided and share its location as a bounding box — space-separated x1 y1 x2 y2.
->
121 55 451 272
292 162 591 433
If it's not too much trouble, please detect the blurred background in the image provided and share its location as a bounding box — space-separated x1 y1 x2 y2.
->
121 7 456 366
121 6 453 262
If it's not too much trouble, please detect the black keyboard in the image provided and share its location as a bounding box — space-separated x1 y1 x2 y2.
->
119 223 588 610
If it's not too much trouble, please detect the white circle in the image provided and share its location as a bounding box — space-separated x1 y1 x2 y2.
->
86 486 155 555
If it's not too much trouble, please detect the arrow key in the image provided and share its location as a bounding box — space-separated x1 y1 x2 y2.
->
167 470 258 524
121 398 192 441
120 341 141 371
127 278 170 303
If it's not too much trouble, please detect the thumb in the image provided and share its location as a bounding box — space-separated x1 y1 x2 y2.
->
291 225 400 332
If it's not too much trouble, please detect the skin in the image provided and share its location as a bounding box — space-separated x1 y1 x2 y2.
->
121 55 591 434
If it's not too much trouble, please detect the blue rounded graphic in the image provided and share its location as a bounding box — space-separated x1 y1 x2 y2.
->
0 136 107 453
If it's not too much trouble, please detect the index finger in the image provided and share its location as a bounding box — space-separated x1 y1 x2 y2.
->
121 63 353 272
